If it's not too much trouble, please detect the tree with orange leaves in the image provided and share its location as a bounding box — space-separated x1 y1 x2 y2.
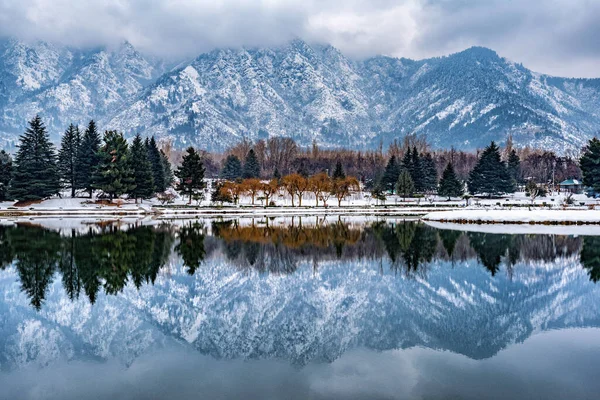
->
243 178 262 205
308 172 332 207
332 176 360 207
261 179 280 206
220 181 245 204
282 173 309 206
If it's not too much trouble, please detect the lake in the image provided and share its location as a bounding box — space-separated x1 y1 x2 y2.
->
0 216 599 400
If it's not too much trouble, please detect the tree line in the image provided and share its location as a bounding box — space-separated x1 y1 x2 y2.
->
1 116 599 204
0 116 185 202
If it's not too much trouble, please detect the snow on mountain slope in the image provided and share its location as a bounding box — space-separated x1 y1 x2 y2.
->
0 39 165 148
0 252 598 370
1 39 600 152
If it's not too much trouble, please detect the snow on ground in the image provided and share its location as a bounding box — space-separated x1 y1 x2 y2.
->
423 209 600 224
424 220 600 236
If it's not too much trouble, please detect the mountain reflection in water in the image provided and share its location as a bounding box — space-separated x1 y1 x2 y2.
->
1 217 600 400
1 218 598 310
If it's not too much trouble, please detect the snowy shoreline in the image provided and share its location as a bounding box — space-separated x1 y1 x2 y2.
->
422 209 600 225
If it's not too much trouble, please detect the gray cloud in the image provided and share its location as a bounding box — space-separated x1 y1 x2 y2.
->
0 0 598 77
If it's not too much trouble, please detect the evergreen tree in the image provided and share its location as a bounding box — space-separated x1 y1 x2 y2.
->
332 160 345 180
507 149 521 185
410 147 424 192
128 133 155 202
10 115 60 201
75 120 101 198
161 150 174 189
382 155 400 193
175 147 206 203
242 149 261 179
396 169 415 199
0 150 12 201
221 154 242 180
57 123 81 197
93 131 135 200
273 167 282 181
438 163 463 199
297 160 310 178
468 141 515 196
211 181 233 204
175 222 206 275
580 137 600 193
147 137 166 193
420 153 438 193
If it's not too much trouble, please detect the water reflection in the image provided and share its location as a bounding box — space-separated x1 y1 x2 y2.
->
1 219 600 310
1 217 600 399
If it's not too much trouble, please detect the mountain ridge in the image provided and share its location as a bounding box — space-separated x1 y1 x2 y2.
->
1 38 599 153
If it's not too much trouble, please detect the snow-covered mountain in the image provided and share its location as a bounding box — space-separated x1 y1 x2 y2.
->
1 38 600 152
1 249 599 370
0 38 166 149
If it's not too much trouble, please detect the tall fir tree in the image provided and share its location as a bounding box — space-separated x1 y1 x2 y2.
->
75 120 101 198
410 146 424 192
507 149 521 185
58 123 81 197
93 131 135 200
221 154 242 180
332 160 345 180
580 137 600 193
128 133 155 202
438 163 463 199
10 115 60 201
146 137 166 193
420 153 438 193
0 150 12 201
396 168 415 199
161 150 174 189
175 147 206 203
468 141 515 196
242 149 261 179
273 167 282 181
382 155 400 192
402 147 413 173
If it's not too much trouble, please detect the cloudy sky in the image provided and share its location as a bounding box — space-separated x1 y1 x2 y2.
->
0 0 598 78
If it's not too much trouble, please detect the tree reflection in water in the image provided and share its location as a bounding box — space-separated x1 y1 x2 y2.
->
0 219 594 310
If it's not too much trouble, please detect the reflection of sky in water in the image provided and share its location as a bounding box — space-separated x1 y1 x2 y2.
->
1 219 600 399
1 329 599 400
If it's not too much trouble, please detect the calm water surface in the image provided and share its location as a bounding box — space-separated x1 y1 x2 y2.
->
0 216 600 400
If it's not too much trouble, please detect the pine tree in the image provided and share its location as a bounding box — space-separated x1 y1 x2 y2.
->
410 146 424 192
75 120 101 198
10 115 60 201
221 154 242 180
396 169 415 199
507 149 521 185
273 167 282 181
0 150 12 201
58 123 81 197
242 149 261 179
420 153 438 193
382 155 400 193
128 133 154 202
468 141 515 196
332 160 345 180
580 137 600 193
161 150 174 189
175 147 206 203
93 131 135 200
438 163 463 199
146 137 166 193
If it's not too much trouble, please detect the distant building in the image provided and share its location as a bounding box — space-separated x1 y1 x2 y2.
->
559 179 583 194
